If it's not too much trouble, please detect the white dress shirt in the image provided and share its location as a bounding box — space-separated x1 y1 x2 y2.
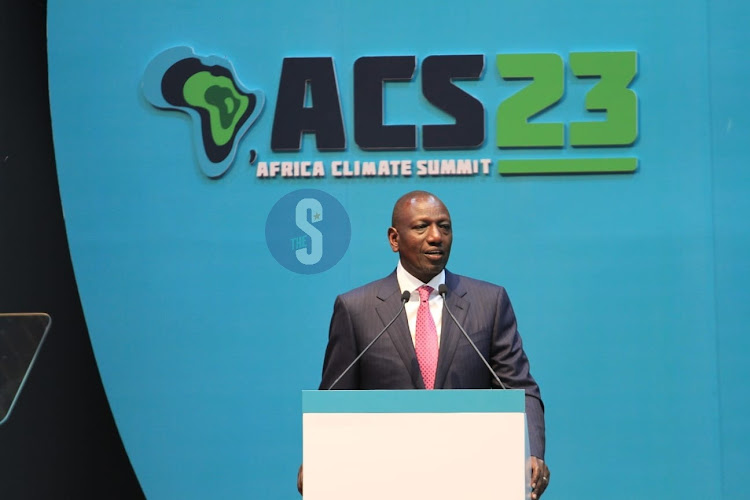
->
395 261 445 347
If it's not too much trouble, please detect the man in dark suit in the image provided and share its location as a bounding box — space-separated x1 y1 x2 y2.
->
301 190 549 499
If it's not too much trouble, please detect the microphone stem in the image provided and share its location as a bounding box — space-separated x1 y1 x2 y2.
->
327 296 409 390
441 294 507 390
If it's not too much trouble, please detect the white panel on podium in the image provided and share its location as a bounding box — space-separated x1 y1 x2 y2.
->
303 389 530 500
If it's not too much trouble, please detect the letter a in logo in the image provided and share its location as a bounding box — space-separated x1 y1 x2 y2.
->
142 46 264 178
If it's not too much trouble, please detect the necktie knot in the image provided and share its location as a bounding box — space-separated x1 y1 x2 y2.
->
418 285 433 303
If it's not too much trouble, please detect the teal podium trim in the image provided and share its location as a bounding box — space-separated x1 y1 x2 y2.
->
303 389 525 413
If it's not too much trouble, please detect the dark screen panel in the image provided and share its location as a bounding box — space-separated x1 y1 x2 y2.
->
0 314 51 424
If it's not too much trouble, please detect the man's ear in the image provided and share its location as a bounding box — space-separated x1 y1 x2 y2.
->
387 227 399 253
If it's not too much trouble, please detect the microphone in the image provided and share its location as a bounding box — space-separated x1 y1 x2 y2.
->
327 290 411 390
438 284 507 389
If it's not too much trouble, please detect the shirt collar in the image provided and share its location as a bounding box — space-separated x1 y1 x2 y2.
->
396 260 446 298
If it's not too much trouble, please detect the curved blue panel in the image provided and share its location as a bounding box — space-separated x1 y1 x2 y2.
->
46 1 742 498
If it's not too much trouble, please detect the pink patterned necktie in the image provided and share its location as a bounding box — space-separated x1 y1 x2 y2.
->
415 285 439 390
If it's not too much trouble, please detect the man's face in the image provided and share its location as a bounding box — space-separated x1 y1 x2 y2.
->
388 194 452 283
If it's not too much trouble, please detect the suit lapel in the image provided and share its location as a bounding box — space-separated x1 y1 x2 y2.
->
375 273 424 389
435 270 469 389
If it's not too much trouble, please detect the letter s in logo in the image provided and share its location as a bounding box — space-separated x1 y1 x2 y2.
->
295 198 323 265
265 189 350 275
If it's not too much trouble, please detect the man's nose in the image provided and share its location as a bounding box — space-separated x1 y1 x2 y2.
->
426 224 442 243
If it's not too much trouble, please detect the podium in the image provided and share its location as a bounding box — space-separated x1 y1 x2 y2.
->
302 389 530 500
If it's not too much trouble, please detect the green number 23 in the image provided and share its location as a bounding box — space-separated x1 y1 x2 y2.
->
496 51 638 148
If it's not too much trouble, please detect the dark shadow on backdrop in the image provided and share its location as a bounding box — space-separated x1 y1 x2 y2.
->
0 1 145 498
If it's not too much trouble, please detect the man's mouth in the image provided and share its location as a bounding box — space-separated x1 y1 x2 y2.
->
424 250 444 260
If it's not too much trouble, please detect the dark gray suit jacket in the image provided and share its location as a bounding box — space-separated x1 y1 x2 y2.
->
319 269 546 459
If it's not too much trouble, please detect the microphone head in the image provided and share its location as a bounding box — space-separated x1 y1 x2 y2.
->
401 290 411 302
438 284 448 296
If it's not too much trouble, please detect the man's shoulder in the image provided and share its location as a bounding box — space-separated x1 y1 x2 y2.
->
334 270 510 303
337 272 398 303
446 270 507 295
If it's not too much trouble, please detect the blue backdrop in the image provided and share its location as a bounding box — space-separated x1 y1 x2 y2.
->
47 1 749 498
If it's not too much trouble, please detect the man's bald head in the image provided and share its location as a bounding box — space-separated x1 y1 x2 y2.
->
391 191 450 228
